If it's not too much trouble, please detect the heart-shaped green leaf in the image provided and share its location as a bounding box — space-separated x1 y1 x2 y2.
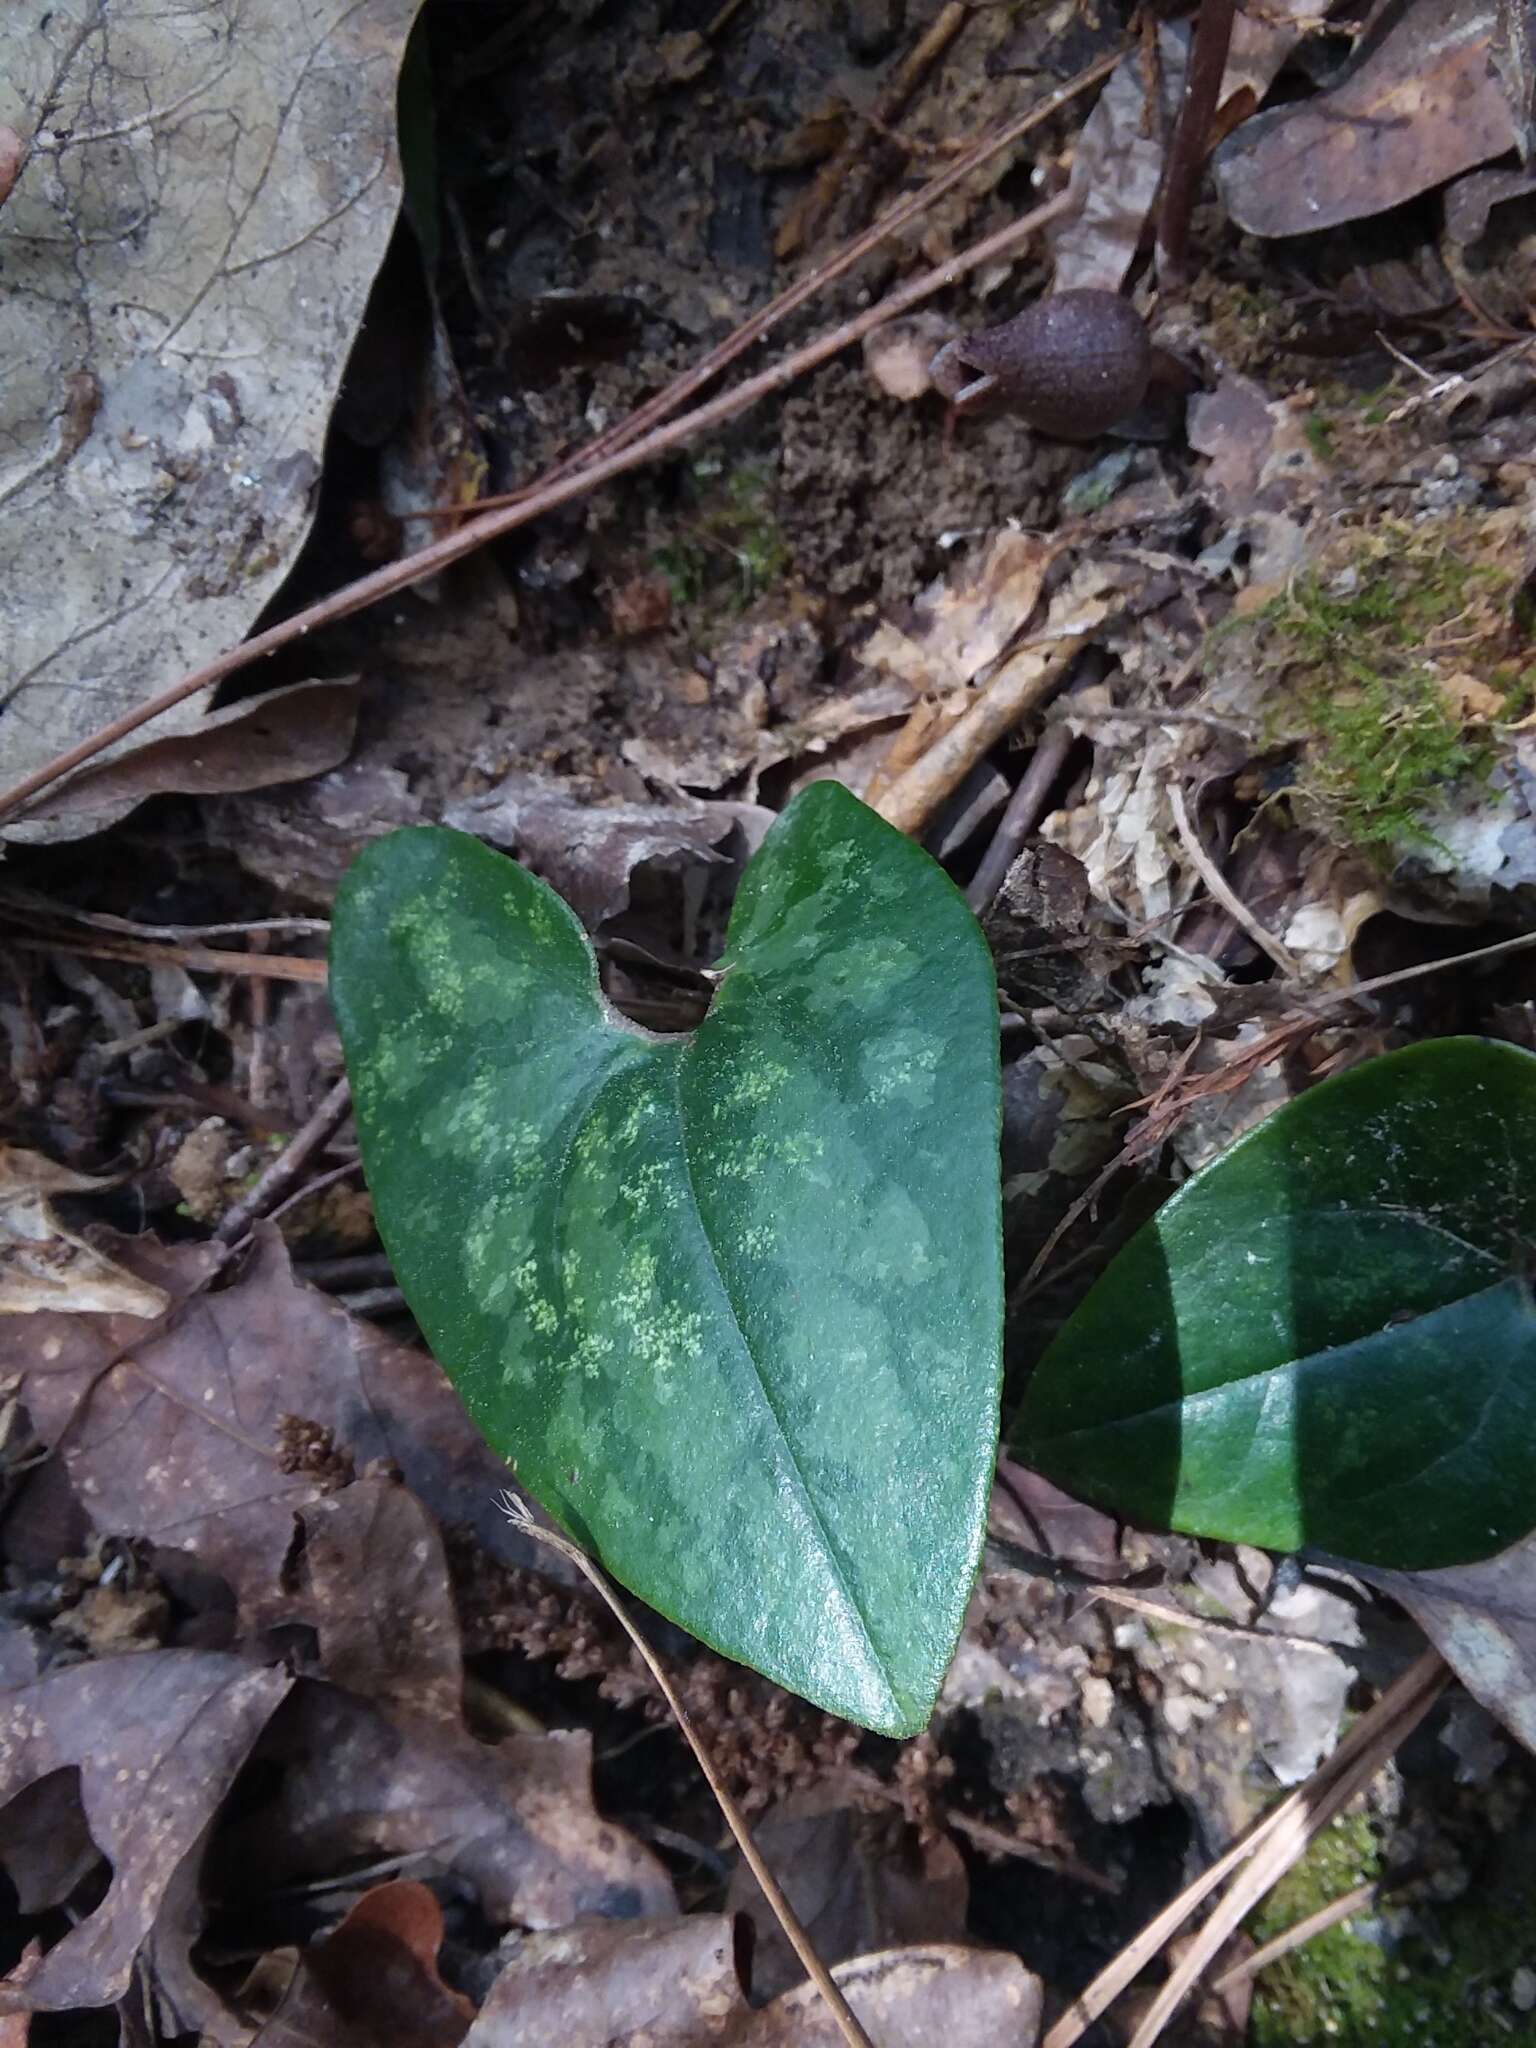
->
1011 1038 1536 1570
331 783 1002 1733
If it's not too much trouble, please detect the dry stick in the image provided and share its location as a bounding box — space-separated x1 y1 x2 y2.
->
498 1494 877 2048
435 46 1123 518
215 1075 352 1245
777 0 969 257
1041 1647 1448 2048
872 593 1110 836
1210 1879 1379 1998
0 184 1076 825
965 721 1075 911
1167 782 1299 978
9 933 326 982
1155 0 1237 286
1125 1655 1450 2048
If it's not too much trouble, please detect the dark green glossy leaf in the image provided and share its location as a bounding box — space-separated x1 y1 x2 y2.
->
1012 1038 1536 1570
331 783 1002 1733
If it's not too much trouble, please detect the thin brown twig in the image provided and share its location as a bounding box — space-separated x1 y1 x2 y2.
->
9 933 326 982
1210 1879 1379 1997
0 175 1088 823
215 1077 352 1244
499 1492 877 2048
439 45 1122 521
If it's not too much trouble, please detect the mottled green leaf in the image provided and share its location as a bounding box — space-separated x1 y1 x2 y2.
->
330 783 1002 1733
1012 1038 1536 1570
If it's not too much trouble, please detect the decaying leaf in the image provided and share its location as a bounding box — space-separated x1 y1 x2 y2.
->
219 1681 674 1931
0 0 422 843
462 1916 742 2046
296 1479 465 1724
443 775 767 929
0 1650 291 2013
727 1803 968 2001
0 1147 168 1318
1050 24 1186 293
860 530 1053 703
1213 0 1518 236
1358 1537 1536 1757
735 1944 1041 2046
19 680 362 829
3 1224 520 1617
461 1921 1042 2048
250 1880 474 2048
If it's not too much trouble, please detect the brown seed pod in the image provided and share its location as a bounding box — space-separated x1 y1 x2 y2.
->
945 288 1152 440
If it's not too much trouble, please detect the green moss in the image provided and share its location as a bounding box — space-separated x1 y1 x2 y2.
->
1250 1807 1536 2045
653 457 787 613
1303 412 1336 463
1254 540 1531 859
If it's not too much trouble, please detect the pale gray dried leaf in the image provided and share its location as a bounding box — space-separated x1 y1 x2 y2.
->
0 0 421 845
463 1916 741 2047
1493 0 1536 161
729 1945 1042 2046
224 1683 675 1932
1357 1538 1536 1756
18 680 361 831
443 774 758 929
1050 24 1186 293
1213 0 1515 236
0 1145 168 1318
0 1650 290 2012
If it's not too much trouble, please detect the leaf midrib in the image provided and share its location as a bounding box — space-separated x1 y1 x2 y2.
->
667 1046 898 1722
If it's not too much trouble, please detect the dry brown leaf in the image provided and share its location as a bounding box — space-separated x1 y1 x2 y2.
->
18 680 362 828
728 1804 968 2002
464 1921 1040 2048
296 1479 465 1724
2 1225 520 1619
0 1650 291 2014
0 1146 168 1318
444 776 770 929
218 1681 674 1932
252 1880 474 2048
860 531 1053 701
1050 24 1187 294
731 1944 1042 2046
1213 0 1516 236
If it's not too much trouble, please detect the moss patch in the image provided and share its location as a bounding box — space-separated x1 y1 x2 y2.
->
1250 1804 1536 2045
1235 513 1536 860
653 457 788 615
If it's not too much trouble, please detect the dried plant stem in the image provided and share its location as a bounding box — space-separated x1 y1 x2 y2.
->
215 1076 352 1245
873 593 1107 836
9 933 326 983
0 184 1075 825
1156 0 1237 286
1043 1647 1448 2048
500 1494 876 2048
1210 1879 1379 1997
1168 782 1299 977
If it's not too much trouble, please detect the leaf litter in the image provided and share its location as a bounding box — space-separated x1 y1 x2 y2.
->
11 0 1536 2039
